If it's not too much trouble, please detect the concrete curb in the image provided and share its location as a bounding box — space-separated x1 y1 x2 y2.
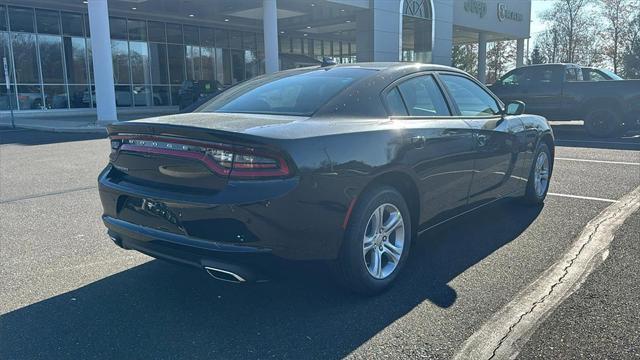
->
7 123 108 134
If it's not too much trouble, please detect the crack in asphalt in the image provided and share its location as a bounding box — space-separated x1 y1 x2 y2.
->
487 204 626 360
0 186 97 204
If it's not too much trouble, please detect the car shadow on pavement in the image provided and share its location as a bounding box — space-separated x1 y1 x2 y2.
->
0 129 107 146
1 199 542 359
551 125 640 151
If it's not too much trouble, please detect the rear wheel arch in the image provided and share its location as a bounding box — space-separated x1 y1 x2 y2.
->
355 171 420 236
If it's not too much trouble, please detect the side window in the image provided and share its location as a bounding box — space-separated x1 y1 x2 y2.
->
440 74 501 117
499 68 528 86
385 87 408 116
396 75 450 116
589 70 607 81
565 68 582 81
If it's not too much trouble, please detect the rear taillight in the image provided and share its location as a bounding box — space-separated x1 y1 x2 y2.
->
111 135 291 179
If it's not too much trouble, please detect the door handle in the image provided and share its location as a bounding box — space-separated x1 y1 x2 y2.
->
410 136 426 149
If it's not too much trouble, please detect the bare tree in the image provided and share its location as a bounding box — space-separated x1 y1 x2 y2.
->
600 0 639 73
452 44 478 75
538 0 601 64
486 41 516 83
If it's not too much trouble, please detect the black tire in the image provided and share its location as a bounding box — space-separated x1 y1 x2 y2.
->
330 186 412 295
522 142 552 205
584 108 623 138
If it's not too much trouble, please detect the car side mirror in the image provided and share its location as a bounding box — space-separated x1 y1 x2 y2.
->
505 101 526 115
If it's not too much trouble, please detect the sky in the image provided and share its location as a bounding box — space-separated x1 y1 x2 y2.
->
530 0 555 41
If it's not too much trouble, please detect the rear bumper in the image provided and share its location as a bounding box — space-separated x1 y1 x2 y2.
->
104 215 279 282
98 165 349 266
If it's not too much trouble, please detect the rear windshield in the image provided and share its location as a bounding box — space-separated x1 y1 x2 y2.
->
198 67 375 116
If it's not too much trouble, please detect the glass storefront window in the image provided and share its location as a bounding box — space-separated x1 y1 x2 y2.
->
130 41 150 84
222 49 231 85
36 9 60 35
185 45 199 80
115 85 132 107
12 33 39 84
201 47 215 82
215 29 228 48
323 41 331 59
279 37 291 53
39 34 64 83
84 14 90 36
402 15 432 63
44 84 67 109
214 48 224 84
17 84 43 110
200 27 214 47
183 25 198 45
166 23 183 43
109 17 127 40
242 32 255 51
64 36 88 84
61 12 83 37
152 85 170 106
149 42 169 84
1 31 11 84
229 31 242 49
9 7 34 33
128 19 146 41
314 39 323 60
0 85 17 110
68 85 90 108
291 38 302 54
167 44 185 84
111 39 130 84
148 21 166 42
231 50 244 84
170 85 180 106
244 50 258 80
0 6 7 31
132 85 153 106
1 7 267 110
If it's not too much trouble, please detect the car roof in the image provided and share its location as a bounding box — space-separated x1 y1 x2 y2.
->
328 62 467 76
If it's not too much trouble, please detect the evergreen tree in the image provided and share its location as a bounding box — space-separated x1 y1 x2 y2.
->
530 45 546 64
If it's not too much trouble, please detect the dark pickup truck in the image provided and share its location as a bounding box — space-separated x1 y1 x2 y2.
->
488 64 640 137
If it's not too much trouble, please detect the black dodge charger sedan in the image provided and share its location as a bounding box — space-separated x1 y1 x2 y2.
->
99 63 554 294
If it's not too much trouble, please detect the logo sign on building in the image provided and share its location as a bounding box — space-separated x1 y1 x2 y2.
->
463 0 487 18
497 3 524 22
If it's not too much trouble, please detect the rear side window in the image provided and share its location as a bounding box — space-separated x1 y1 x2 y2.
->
396 75 450 116
499 68 528 86
385 87 408 116
440 74 500 116
200 68 374 116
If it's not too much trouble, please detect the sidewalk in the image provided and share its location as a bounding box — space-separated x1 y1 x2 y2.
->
0 106 178 134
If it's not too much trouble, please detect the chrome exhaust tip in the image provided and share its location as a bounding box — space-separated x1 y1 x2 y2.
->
204 266 247 283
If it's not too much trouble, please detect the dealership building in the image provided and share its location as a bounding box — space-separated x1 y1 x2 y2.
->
0 0 531 124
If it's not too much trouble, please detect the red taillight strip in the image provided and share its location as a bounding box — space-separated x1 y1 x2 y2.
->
119 144 231 176
113 135 290 178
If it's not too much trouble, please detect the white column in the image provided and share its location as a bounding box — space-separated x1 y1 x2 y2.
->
263 0 279 74
516 38 525 67
371 0 402 61
88 0 117 124
431 0 454 66
477 32 487 83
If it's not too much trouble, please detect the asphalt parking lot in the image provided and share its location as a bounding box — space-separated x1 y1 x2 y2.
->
1 124 638 359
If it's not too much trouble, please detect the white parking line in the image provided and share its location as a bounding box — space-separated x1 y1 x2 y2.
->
556 139 640 146
453 185 640 360
548 192 618 203
556 157 640 166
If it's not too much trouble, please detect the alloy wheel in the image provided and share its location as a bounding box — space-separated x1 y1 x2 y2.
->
362 203 405 279
534 151 550 197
